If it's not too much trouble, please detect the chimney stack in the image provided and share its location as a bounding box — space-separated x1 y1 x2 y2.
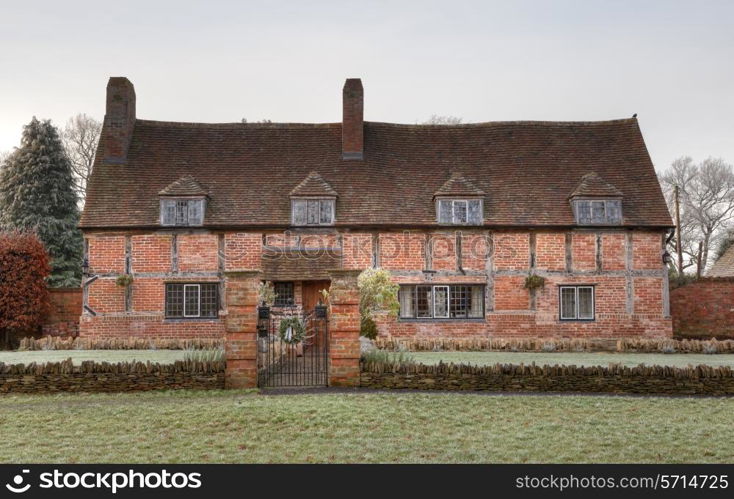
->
342 78 363 160
102 77 136 163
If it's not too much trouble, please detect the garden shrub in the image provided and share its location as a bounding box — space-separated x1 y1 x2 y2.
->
357 269 399 339
0 231 51 348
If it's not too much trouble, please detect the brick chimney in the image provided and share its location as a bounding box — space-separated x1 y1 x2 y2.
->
102 77 136 163
342 78 363 160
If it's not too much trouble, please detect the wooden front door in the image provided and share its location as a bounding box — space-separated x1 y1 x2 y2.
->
302 280 330 311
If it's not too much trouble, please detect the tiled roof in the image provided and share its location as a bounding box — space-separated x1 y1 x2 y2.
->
262 248 341 280
569 172 623 198
158 175 208 197
708 245 734 277
81 118 673 229
290 171 338 197
434 172 485 197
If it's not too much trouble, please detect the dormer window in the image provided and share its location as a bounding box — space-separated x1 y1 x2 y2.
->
289 171 338 226
569 172 623 226
433 172 485 226
292 198 335 226
160 198 205 226
158 176 208 227
437 199 482 225
573 199 622 225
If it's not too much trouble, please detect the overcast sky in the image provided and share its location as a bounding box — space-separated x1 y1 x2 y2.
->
1 0 732 171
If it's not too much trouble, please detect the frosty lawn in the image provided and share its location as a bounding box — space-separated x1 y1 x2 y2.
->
1 390 732 463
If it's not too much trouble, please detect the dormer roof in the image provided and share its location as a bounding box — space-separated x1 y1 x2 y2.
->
290 171 338 197
569 172 623 199
434 172 485 198
158 175 208 197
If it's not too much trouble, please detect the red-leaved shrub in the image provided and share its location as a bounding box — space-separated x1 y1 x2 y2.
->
0 231 51 347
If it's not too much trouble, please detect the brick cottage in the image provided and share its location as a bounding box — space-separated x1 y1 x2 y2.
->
80 77 674 347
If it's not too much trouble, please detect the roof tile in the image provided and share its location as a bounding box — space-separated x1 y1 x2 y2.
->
708 245 734 277
290 171 338 197
569 171 623 198
81 118 673 229
434 172 485 197
158 175 208 197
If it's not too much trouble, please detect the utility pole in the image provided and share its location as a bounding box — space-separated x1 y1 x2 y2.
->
674 185 683 277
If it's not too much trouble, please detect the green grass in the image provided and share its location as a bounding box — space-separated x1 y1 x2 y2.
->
406 352 734 369
0 350 187 365
0 390 731 463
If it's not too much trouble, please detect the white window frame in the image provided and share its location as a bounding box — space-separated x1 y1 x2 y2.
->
436 198 483 225
432 285 450 318
559 285 595 321
183 284 201 318
291 198 335 226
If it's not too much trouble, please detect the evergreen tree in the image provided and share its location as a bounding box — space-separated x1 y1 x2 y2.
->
0 117 83 287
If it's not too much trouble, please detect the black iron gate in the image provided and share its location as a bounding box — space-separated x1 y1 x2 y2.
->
257 308 329 388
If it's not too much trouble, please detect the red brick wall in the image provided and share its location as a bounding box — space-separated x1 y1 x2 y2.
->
430 232 456 270
601 233 625 271
178 234 218 271
131 234 171 272
633 232 662 270
494 233 529 270
225 232 262 270
634 277 663 315
670 278 734 339
80 315 224 339
42 288 82 337
536 233 565 271
130 277 166 313
81 228 672 340
88 279 125 314
571 233 596 271
88 235 125 273
342 233 372 269
379 232 425 270
494 276 529 311
461 233 489 271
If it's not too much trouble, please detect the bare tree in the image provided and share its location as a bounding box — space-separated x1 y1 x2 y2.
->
422 115 463 125
62 113 102 203
659 156 734 274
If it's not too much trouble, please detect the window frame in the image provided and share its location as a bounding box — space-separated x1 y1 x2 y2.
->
165 282 219 319
572 198 622 226
183 284 201 317
558 285 595 322
436 198 483 226
399 284 485 320
160 197 206 227
291 198 336 226
273 281 295 307
432 285 450 318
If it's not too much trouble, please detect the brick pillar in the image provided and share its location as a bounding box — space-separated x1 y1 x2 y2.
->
328 269 361 386
224 271 261 389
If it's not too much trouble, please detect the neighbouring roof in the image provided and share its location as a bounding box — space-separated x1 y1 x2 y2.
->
290 171 338 197
81 118 673 228
434 172 485 198
158 175 208 197
569 171 623 199
708 244 734 277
